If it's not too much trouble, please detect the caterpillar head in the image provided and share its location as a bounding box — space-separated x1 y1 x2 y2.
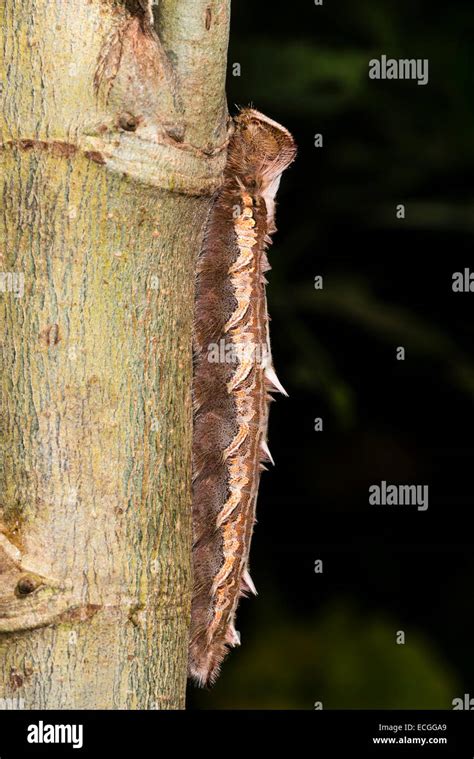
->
228 108 297 230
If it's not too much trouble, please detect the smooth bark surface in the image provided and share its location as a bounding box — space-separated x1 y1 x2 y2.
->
0 0 230 708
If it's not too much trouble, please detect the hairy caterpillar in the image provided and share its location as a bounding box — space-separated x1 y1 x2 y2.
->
189 108 296 686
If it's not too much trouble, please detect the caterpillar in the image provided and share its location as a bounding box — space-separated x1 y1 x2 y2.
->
189 108 296 686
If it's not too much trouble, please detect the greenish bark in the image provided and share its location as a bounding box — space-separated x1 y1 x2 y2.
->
0 0 230 709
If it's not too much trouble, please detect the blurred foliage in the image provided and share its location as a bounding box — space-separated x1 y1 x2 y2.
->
275 277 474 421
231 41 369 116
193 599 458 709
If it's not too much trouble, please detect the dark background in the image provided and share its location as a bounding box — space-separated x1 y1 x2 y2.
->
189 0 474 709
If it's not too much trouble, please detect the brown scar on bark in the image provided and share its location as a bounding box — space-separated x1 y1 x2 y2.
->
94 2 157 99
123 0 153 30
9 667 24 691
8 661 34 690
0 140 77 158
56 604 102 624
84 151 106 165
205 7 212 30
40 324 61 347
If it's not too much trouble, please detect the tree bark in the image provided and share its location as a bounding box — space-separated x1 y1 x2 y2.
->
0 0 230 709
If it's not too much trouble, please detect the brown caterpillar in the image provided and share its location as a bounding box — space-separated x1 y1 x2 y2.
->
189 108 296 686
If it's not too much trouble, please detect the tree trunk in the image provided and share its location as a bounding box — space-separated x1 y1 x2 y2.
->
0 0 230 709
